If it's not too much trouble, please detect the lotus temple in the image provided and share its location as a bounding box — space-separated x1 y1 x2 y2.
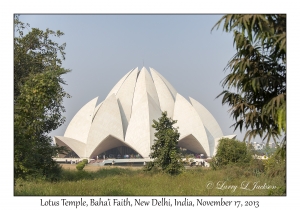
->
54 67 236 160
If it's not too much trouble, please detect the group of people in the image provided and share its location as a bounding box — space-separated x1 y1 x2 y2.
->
190 160 207 167
94 153 142 160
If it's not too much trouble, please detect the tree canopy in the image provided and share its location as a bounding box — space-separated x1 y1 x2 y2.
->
14 15 70 181
211 138 252 169
212 15 286 146
145 111 184 175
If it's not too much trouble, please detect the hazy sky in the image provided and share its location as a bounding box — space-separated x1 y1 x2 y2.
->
18 14 274 143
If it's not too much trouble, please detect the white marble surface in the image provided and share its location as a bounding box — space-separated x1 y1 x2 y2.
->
125 93 161 158
54 136 87 158
150 68 175 118
190 97 224 156
56 67 233 159
86 94 124 157
105 68 133 99
64 97 98 143
173 93 210 156
115 68 138 135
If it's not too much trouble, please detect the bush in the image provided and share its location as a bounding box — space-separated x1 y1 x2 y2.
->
249 159 265 177
264 147 286 178
82 159 88 164
76 162 85 171
211 138 252 169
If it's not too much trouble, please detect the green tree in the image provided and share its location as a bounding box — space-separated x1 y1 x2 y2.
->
145 111 184 175
212 15 286 147
14 15 70 181
211 138 252 169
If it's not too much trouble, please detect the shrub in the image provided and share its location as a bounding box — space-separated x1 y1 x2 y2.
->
264 147 286 178
211 138 252 169
76 162 85 171
82 159 88 164
249 159 265 177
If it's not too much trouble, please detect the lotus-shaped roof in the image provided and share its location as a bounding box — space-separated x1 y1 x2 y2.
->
54 67 235 158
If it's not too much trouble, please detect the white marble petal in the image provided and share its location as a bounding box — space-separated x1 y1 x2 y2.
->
106 68 134 98
189 97 223 139
150 67 177 99
54 136 87 158
204 127 216 158
189 97 224 156
150 68 175 118
116 68 139 135
64 97 98 143
86 94 124 157
173 93 211 157
178 134 207 155
131 67 160 116
89 135 137 158
125 93 161 158
93 102 103 119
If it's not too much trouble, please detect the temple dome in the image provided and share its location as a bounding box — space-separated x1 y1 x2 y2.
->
54 67 235 159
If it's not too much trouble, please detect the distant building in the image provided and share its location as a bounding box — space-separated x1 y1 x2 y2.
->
54 67 236 159
251 142 265 150
268 142 277 149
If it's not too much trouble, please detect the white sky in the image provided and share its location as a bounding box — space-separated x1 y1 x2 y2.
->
18 14 269 143
2 0 298 208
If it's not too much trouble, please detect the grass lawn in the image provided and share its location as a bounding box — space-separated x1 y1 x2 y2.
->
14 164 285 196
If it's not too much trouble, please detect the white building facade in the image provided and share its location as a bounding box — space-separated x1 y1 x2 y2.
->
54 67 236 159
